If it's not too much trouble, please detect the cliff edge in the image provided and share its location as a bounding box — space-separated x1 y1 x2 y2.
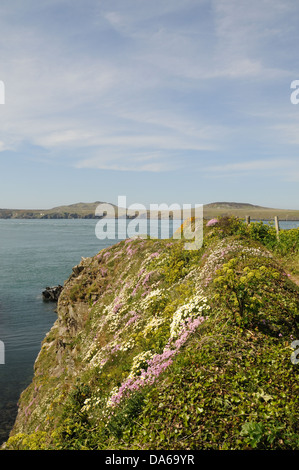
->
3 218 299 450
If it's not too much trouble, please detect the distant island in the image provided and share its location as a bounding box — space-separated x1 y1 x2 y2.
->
1 201 299 220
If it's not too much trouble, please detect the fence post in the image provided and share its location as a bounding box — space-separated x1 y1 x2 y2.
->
245 215 251 225
274 216 280 240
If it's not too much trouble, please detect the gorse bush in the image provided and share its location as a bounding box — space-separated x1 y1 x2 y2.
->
208 216 299 255
212 256 298 335
158 240 203 285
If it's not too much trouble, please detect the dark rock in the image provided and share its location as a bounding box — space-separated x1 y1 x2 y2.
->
72 265 84 276
42 285 63 302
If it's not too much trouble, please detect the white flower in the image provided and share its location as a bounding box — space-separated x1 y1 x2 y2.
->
128 350 154 378
169 292 210 338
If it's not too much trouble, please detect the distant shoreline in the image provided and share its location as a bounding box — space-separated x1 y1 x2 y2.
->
1 201 299 221
1 214 299 221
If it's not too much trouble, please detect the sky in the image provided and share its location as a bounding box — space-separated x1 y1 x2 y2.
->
1 0 299 210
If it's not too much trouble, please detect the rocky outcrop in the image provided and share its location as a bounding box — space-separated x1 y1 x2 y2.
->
42 285 63 302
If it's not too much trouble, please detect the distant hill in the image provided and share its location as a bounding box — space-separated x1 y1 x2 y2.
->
0 201 299 220
0 201 134 220
204 202 270 210
203 202 299 221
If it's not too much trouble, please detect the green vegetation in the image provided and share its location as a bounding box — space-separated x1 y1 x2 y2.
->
3 216 299 450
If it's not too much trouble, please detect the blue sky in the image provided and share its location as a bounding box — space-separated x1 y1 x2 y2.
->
1 0 299 210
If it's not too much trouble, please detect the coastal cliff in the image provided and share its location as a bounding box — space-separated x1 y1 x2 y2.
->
3 218 299 450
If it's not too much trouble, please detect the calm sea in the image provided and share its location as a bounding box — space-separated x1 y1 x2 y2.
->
0 218 298 444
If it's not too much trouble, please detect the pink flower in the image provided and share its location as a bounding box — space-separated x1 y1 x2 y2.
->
108 315 205 408
127 246 137 256
143 271 155 285
125 312 140 327
110 343 121 354
206 218 219 227
113 303 123 313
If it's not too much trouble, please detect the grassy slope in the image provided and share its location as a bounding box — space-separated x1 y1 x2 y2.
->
4 218 299 450
203 202 299 221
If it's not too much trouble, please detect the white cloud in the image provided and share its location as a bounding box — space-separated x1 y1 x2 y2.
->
75 149 181 172
0 0 298 178
270 123 299 145
205 158 299 183
211 0 294 80
207 159 291 172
